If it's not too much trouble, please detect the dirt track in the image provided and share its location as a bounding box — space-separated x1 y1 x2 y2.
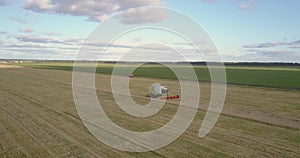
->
0 64 22 69
0 67 299 157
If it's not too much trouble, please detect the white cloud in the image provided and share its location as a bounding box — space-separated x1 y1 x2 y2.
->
24 0 165 24
2 42 51 49
0 32 210 61
117 7 167 24
15 34 64 44
225 50 300 63
132 37 143 42
0 0 10 6
43 32 61 36
25 0 54 11
238 0 256 10
237 39 300 62
0 31 7 35
117 0 162 10
10 16 27 24
243 39 300 49
19 28 34 33
203 0 256 10
202 0 217 3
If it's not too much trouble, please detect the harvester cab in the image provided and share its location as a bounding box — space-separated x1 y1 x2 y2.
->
148 83 169 99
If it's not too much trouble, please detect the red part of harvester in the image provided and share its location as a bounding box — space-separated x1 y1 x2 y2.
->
160 95 180 100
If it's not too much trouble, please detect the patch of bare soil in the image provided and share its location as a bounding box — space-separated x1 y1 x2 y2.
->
0 64 22 69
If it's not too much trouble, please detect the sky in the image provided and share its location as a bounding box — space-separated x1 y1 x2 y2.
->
0 0 299 62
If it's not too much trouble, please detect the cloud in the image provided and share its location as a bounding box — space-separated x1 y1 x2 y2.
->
117 7 167 24
13 34 107 47
238 0 256 10
222 39 300 63
243 39 300 49
239 39 300 63
19 28 34 33
256 50 299 62
15 34 64 44
2 42 51 49
12 34 131 49
24 0 54 12
10 16 28 24
202 0 217 3
3 32 216 61
117 0 162 10
0 34 81 60
24 0 165 24
203 0 256 10
43 32 61 36
133 37 143 42
243 43 284 48
223 50 300 63
0 31 7 35
293 40 300 44
0 0 10 6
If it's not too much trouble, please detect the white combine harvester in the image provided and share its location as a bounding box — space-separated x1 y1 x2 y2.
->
148 83 169 99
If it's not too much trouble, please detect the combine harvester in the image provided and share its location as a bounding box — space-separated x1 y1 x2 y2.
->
147 83 180 100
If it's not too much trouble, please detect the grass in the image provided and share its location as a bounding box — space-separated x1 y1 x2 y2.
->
14 62 300 89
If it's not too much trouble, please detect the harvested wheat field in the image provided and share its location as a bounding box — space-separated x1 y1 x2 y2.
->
0 65 299 157
0 64 22 69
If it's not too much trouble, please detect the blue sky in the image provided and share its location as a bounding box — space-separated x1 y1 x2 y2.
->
0 0 299 62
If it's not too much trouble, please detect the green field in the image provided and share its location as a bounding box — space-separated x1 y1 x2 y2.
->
15 62 300 89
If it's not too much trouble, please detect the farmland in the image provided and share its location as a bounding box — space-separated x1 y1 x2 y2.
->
0 63 299 157
14 62 300 89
